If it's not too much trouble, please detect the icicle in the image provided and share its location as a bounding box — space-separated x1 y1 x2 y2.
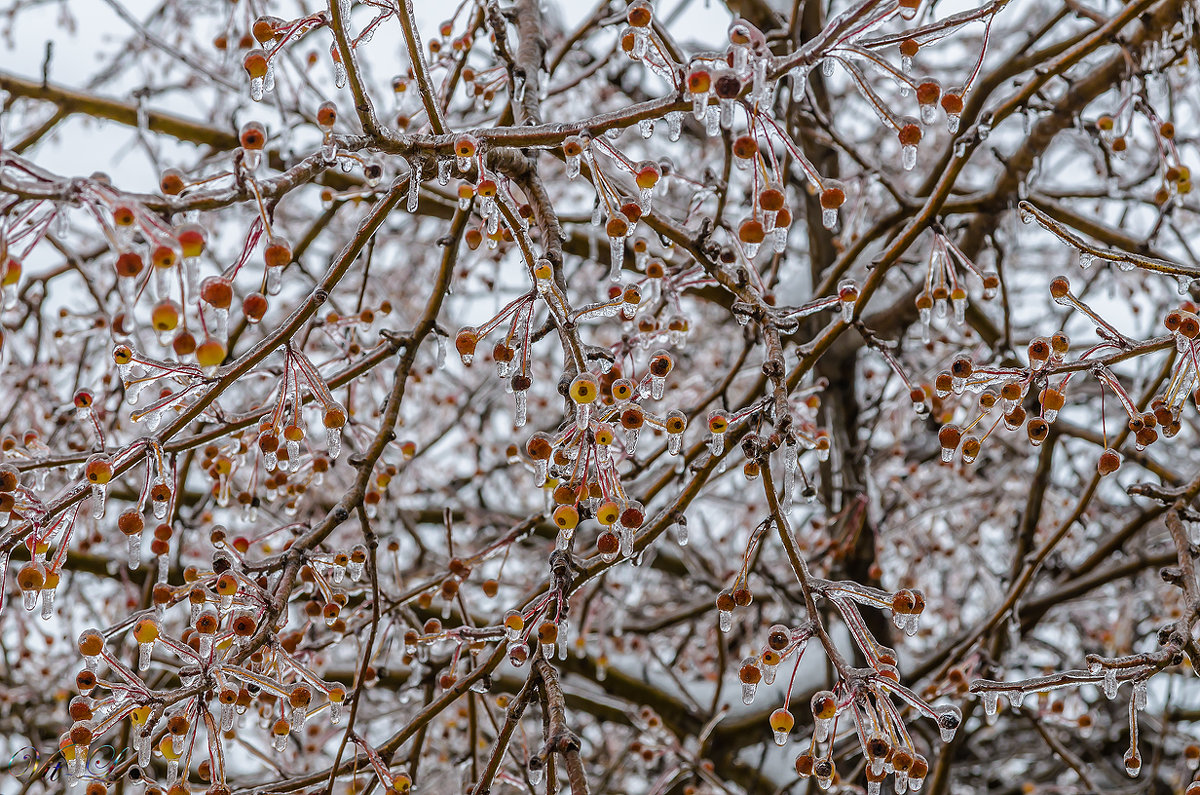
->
333 60 347 89
128 533 141 569
822 208 838 230
250 76 265 101
434 333 447 369
947 113 960 134
638 118 654 138
666 111 683 141
566 154 581 179
902 145 917 171
673 518 688 545
221 703 235 732
326 426 342 459
638 186 653 214
769 226 786 253
91 483 107 519
982 690 998 715
437 158 452 185
719 98 734 129
608 236 624 280
1104 669 1118 699
39 587 55 619
742 681 757 704
762 659 778 685
691 90 709 121
198 634 213 658
718 609 732 631
407 173 420 212
619 525 634 558
514 390 527 427
704 106 720 137
273 732 288 752
138 641 153 671
330 699 343 724
952 294 967 324
575 402 591 431
1133 680 1147 710
815 716 832 742
708 431 725 456
267 266 282 294
624 425 639 455
668 431 682 455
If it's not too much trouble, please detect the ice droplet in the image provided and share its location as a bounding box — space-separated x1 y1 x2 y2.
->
982 690 998 715
718 609 732 631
